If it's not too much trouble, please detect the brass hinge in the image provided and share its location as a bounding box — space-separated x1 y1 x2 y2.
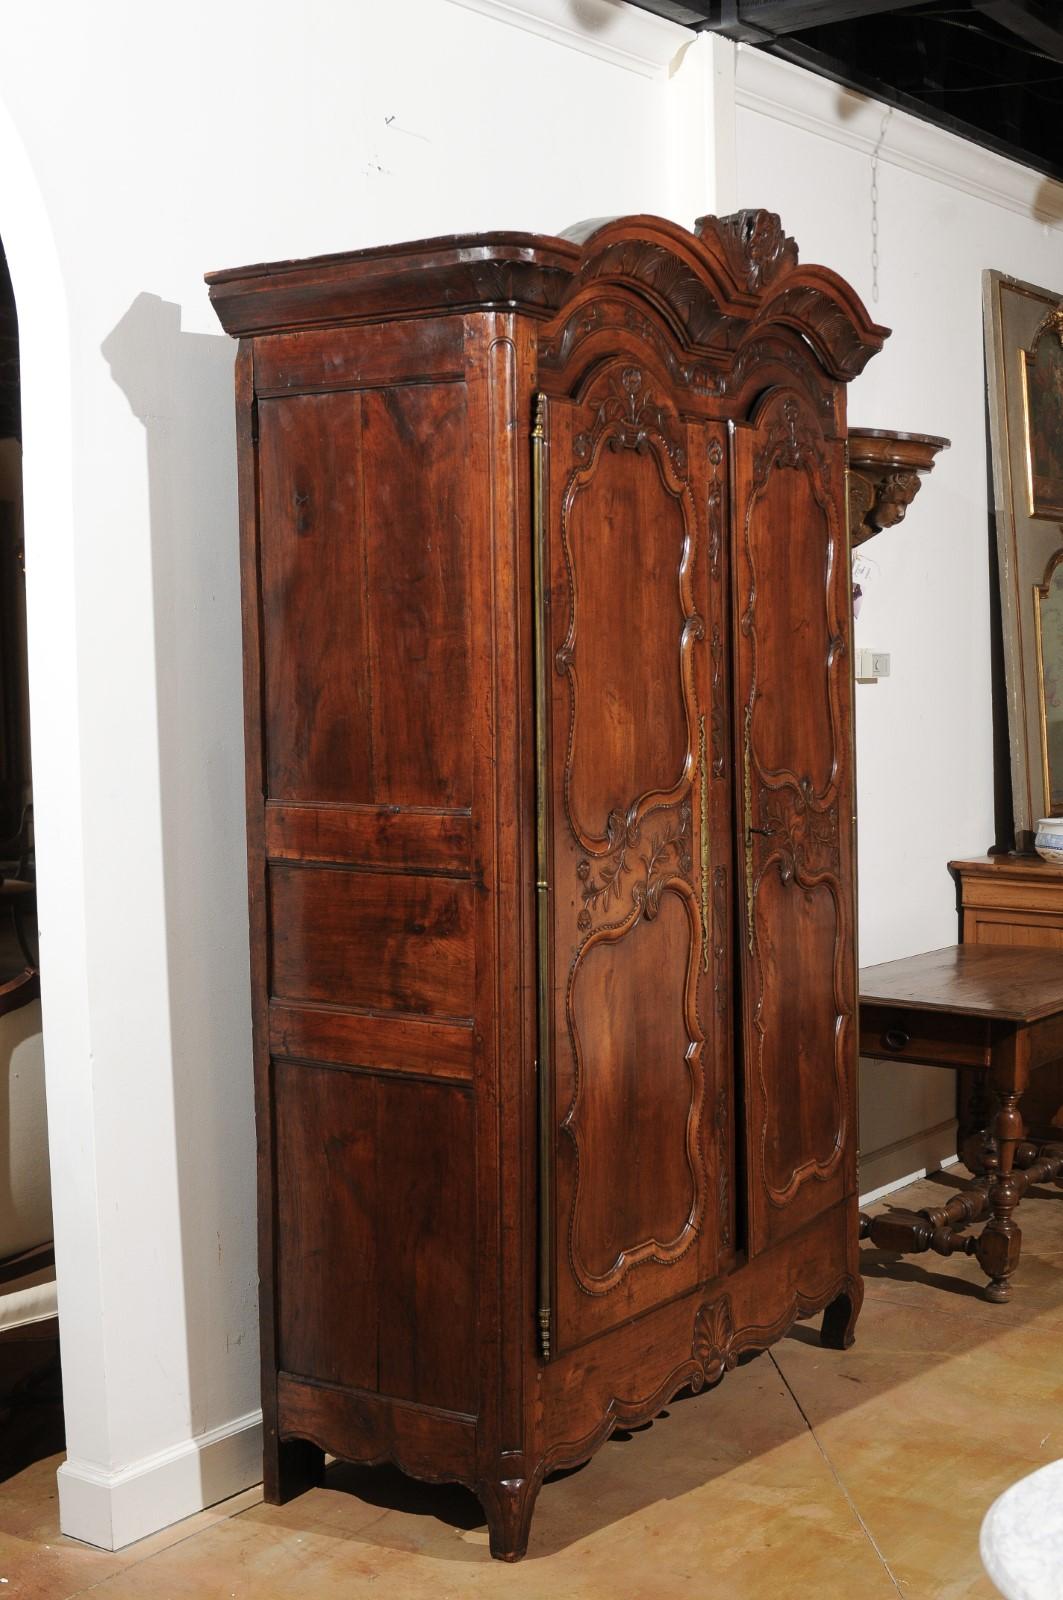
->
532 392 553 1364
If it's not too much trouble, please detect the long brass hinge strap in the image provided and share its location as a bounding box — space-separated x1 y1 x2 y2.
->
531 392 553 1364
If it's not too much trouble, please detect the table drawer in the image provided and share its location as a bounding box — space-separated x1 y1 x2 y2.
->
859 1004 993 1070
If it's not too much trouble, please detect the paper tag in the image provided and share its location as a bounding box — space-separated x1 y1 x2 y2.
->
852 551 879 588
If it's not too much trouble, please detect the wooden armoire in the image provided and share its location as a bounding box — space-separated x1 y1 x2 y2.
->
207 213 887 1561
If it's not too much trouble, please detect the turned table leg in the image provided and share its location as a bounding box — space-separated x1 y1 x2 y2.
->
975 1028 1030 1304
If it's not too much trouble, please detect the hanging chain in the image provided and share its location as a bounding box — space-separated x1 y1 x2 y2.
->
869 107 893 306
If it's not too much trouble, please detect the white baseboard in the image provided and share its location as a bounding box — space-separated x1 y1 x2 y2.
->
860 1155 960 1208
58 1409 262 1551
858 1118 959 1206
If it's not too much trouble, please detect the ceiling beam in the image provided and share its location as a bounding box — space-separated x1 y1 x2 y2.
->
972 0 1063 62
698 1 935 41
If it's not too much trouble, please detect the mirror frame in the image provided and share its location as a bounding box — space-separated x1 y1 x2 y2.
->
984 269 1063 849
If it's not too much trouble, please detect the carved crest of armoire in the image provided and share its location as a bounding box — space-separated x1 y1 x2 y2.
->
208 212 887 1561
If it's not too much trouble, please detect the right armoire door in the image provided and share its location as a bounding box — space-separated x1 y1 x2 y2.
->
732 385 857 1255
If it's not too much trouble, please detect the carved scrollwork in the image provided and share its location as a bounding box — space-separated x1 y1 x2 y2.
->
751 396 831 489
575 365 687 469
576 803 692 932
572 240 744 352
564 865 706 1295
713 335 834 417
538 302 605 368
707 209 798 295
690 1275 862 1394
759 281 879 382
556 364 702 854
707 437 724 579
757 784 841 883
710 624 726 781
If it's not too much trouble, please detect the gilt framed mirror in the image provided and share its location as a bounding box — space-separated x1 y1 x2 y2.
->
984 271 1063 849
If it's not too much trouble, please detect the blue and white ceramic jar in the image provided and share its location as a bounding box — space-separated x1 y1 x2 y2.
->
1034 817 1063 863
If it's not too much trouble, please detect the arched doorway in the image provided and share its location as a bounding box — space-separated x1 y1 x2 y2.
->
0 232 55 1471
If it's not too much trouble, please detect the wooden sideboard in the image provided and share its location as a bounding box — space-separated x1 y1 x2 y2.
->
950 855 1063 1138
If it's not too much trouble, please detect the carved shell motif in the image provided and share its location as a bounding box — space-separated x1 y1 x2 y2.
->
691 1294 738 1391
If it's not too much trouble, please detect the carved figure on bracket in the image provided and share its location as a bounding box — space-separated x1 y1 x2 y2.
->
847 428 949 548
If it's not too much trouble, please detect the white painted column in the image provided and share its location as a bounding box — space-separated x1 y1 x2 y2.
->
667 33 738 226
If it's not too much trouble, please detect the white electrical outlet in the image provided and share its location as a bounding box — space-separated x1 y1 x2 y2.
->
855 649 890 682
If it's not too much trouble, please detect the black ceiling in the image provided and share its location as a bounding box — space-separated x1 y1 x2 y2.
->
629 1 1063 182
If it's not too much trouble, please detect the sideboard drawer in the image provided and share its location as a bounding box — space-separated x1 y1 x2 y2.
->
860 1004 993 1070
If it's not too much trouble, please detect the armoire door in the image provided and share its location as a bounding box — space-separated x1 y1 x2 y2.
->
732 386 857 1255
535 361 733 1358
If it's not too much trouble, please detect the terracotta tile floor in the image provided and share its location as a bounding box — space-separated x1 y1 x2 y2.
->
5 1166 1063 1598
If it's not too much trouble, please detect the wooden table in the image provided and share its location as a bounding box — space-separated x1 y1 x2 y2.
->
858 944 1063 1301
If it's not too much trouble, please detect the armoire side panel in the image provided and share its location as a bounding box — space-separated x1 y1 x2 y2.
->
255 359 482 1423
733 389 856 1255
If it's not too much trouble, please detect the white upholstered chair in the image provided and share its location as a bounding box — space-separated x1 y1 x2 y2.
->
0 969 54 1333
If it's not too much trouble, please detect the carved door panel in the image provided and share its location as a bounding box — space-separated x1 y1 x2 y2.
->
732 388 856 1256
536 364 732 1358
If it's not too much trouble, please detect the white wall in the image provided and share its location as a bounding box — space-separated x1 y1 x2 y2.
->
0 0 701 1552
732 47 1063 1190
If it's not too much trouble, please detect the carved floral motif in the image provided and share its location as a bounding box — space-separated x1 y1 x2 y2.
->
575 804 692 933
708 209 798 294
758 784 841 882
751 396 830 489
572 366 686 471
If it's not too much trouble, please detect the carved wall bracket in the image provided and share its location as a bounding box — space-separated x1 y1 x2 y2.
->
848 428 949 547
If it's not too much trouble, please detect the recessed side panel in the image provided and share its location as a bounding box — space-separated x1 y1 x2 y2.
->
258 382 472 809
275 1062 477 1415
732 389 855 1256
268 863 475 1019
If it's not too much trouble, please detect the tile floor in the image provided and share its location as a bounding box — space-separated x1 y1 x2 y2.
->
5 1166 1063 1599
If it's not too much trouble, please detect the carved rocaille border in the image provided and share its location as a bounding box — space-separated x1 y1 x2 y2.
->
553 360 713 1299
276 1269 863 1550
555 364 702 857
739 391 850 1211
563 877 707 1295
534 1269 863 1485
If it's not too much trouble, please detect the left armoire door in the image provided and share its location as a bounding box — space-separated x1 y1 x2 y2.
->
535 361 732 1359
